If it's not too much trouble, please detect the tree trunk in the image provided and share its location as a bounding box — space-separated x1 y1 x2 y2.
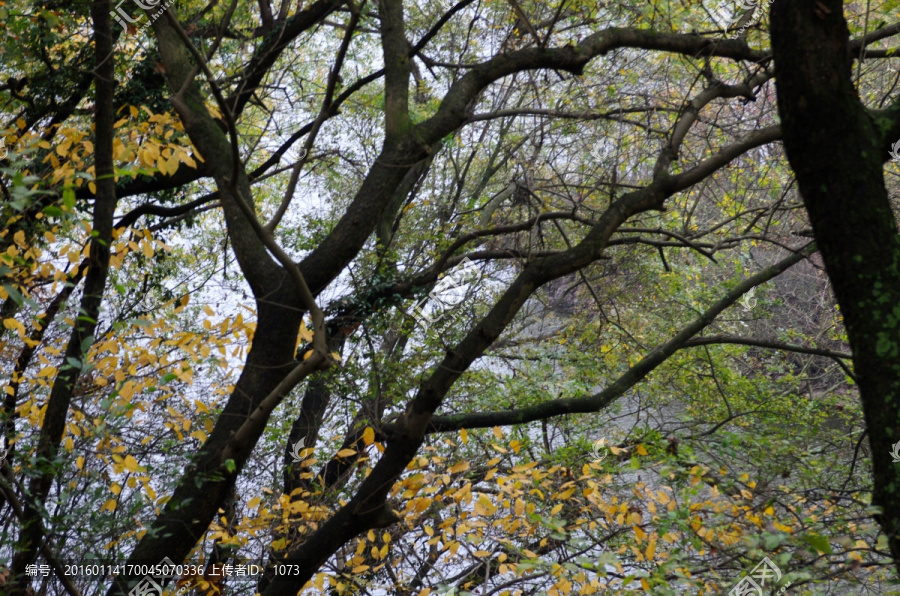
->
771 0 900 574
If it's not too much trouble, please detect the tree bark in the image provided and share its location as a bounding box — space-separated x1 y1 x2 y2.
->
7 0 118 591
771 0 900 574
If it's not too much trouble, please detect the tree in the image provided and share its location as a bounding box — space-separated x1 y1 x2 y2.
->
0 0 898 594
771 0 900 578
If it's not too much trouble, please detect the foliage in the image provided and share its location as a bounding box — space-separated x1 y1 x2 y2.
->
1 0 899 594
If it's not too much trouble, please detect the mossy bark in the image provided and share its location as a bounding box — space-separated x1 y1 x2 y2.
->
771 0 900 574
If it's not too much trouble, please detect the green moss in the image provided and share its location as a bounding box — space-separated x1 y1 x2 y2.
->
875 332 900 358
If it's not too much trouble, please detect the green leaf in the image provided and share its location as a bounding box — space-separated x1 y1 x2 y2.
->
2 284 25 306
42 205 64 218
801 532 832 555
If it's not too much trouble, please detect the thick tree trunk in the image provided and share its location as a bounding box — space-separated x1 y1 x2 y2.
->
106 291 303 594
771 0 900 574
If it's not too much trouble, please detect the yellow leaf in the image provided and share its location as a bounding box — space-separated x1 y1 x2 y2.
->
362 427 375 446
124 455 142 472
337 448 357 458
101 499 117 512
474 495 496 516
37 366 57 378
636 444 649 456
460 428 468 444
634 525 646 541
119 381 135 401
247 497 261 509
492 426 503 440
3 318 25 337
165 155 180 176
556 487 575 500
449 461 470 474
298 320 313 343
302 350 313 360
774 521 792 533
